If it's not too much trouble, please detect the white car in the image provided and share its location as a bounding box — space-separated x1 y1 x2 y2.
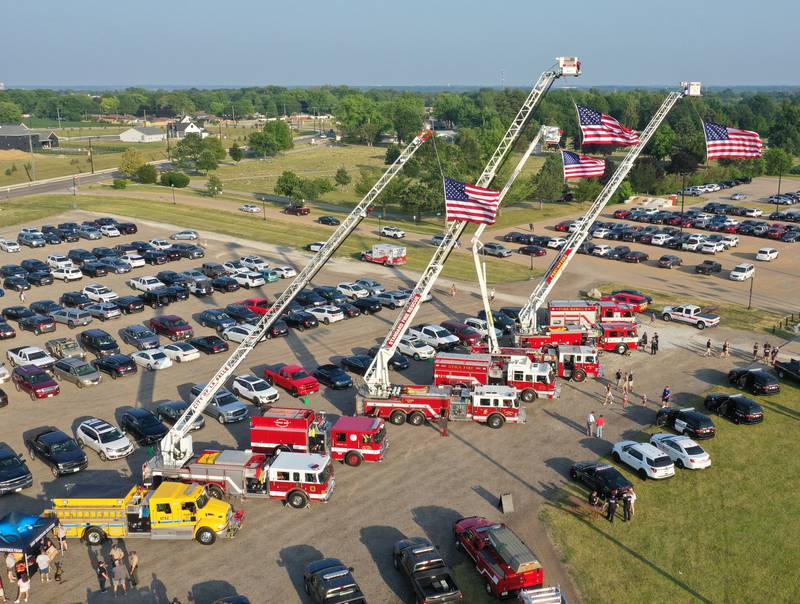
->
47 255 74 269
231 374 280 407
221 324 262 343
729 263 755 281
720 235 739 248
611 441 676 480
337 282 370 299
52 266 84 282
380 226 406 239
222 261 246 275
128 276 165 292
682 235 707 251
408 324 460 350
100 225 120 237
240 255 269 271
700 242 725 254
308 305 345 325
0 363 10 384
120 254 145 269
592 244 612 257
650 234 672 246
591 228 611 239
273 265 297 278
131 349 173 371
232 271 266 288
397 336 436 361
742 207 761 217
649 433 711 470
0 239 21 253
547 237 567 249
83 284 119 303
161 341 201 363
149 239 172 251
171 230 199 240
755 247 779 261
240 204 261 213
730 193 747 201
463 317 502 339
75 418 134 461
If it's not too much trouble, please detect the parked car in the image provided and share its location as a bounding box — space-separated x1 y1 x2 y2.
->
303 559 366 604
318 215 340 226
198 309 236 332
221 324 262 343
380 226 406 239
114 295 145 315
0 443 33 495
649 433 711 470
190 335 229 354
131 349 173 371
230 375 280 407
480 243 512 257
92 353 138 379
611 441 675 480
52 357 102 387
658 254 683 268
704 392 765 424
120 325 161 350
366 346 410 371
45 336 85 360
19 314 56 335
160 341 201 364
84 303 122 322
729 263 755 281
170 230 199 240
79 329 121 357
75 418 133 460
189 384 249 423
12 364 60 400
340 355 372 375
695 260 722 275
727 367 780 395
149 315 194 341
312 364 354 389
25 429 88 477
755 247 779 261
120 408 169 445
656 407 716 439
569 461 633 498
155 400 205 430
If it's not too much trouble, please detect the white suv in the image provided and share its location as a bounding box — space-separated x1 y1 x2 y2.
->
649 433 711 470
308 305 344 325
241 255 269 271
380 226 406 239
231 374 279 407
83 284 119 302
729 263 755 281
397 336 436 360
232 271 266 288
337 282 370 299
611 440 675 480
75 418 134 461
47 255 74 269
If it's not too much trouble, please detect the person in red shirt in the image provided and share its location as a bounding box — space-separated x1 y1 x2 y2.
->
595 414 606 438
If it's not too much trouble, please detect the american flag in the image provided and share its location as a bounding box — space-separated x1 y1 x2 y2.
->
577 105 639 146
562 150 605 179
443 177 501 224
703 121 763 160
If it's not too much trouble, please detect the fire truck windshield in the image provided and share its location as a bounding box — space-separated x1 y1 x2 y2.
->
373 427 386 444
316 462 333 485
196 492 209 509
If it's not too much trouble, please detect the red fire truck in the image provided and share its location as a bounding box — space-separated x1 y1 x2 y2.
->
142 449 334 509
548 300 636 328
597 322 639 354
453 516 544 598
358 384 524 429
360 243 407 266
495 345 601 383
250 407 388 467
516 324 590 350
433 352 559 402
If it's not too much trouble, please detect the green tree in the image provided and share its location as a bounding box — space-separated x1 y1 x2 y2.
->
530 155 563 201
119 148 145 177
111 178 127 189
768 103 800 155
196 149 219 173
263 120 293 150
764 147 793 175
384 144 401 164
135 163 158 184
612 180 634 204
647 123 676 160
248 130 277 158
334 94 384 145
389 93 425 143
206 175 223 197
334 167 351 189
174 133 205 163
274 170 303 198
574 178 602 201
228 143 243 163
0 101 23 123
160 171 190 188
203 136 227 161
99 96 120 114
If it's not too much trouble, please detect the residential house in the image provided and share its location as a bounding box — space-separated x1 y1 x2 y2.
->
167 120 207 139
0 124 60 151
119 127 166 143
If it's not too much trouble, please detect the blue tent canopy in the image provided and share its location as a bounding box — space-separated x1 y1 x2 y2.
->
0 513 56 554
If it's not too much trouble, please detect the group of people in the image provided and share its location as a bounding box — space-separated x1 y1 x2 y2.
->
753 342 780 365
1 525 66 603
590 488 637 523
94 541 139 596
585 410 607 438
602 369 641 408
703 338 732 358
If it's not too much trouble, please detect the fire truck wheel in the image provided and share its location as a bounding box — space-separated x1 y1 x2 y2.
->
407 412 425 426
207 484 225 499
487 414 505 429
572 369 587 382
287 490 309 509
83 527 106 546
485 581 494 596
520 389 537 402
195 527 216 545
389 411 406 425
615 344 627 355
344 452 363 467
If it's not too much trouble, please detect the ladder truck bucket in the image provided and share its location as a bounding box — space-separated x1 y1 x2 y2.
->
557 57 581 76
682 81 702 96
160 433 194 464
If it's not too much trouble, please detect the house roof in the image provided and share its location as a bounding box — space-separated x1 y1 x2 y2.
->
126 127 163 136
0 124 58 139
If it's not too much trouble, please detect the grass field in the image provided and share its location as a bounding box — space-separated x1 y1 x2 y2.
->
541 381 800 603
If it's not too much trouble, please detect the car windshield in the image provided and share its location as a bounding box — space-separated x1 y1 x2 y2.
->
96 335 116 346
139 414 160 427
27 351 46 361
98 428 124 443
373 427 386 444
151 352 167 361
74 364 96 376
291 370 310 380
251 381 270 391
318 462 333 484
411 341 428 349
685 445 705 455
50 439 78 453
216 393 238 407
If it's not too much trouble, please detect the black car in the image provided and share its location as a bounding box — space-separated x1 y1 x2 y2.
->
0 443 33 495
570 461 633 498
117 222 137 235
19 314 56 335
170 243 204 259
42 231 62 245
29 300 62 315
656 407 716 439
25 429 88 477
212 276 240 293
338 302 361 318
57 228 79 242
3 276 30 292
59 291 91 309
96 258 130 275
341 355 372 375
197 309 237 332
0 322 17 339
704 393 764 424
162 248 182 262
296 290 327 308
114 243 138 255
727 368 780 395
159 285 189 303
79 328 121 357
114 295 145 314
27 270 53 287
224 304 260 325
91 246 119 259
155 400 205 430
312 286 346 306
318 215 341 226
283 311 319 331
313 364 353 389
503 231 527 243
0 264 26 278
120 408 169 445
20 259 50 273
266 319 289 339
140 289 173 308
131 240 155 253
608 245 631 260
202 262 227 279
191 335 229 354
157 271 190 287
92 353 138 379
351 297 382 315
477 309 515 334
658 255 682 268
499 307 522 322
67 249 97 266
2 306 34 322
303 558 366 604
695 260 722 275
367 345 410 371
80 262 109 278
142 250 168 265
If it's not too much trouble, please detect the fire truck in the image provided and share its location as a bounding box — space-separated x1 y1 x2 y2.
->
249 407 388 467
547 300 636 328
597 322 639 354
433 352 559 402
361 243 407 266
358 384 523 429
142 449 334 509
516 324 591 351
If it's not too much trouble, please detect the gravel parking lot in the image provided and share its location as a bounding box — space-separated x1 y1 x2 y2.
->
0 210 796 604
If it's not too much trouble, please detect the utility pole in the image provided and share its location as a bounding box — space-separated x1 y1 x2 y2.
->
775 166 783 213
57 107 62 130
171 184 176 205
88 138 95 173
748 272 754 310
27 133 37 181
680 172 687 233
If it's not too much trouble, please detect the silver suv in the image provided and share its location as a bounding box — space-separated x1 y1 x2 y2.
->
52 357 102 387
75 418 133 460
50 308 93 328
189 384 249 424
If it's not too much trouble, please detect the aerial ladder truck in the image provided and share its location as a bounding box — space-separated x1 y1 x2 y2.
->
357 57 581 426
148 128 433 470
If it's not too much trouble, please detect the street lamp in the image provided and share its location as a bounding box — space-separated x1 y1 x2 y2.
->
171 184 175 205
748 272 754 310
680 172 688 234
262 198 267 221
775 166 783 213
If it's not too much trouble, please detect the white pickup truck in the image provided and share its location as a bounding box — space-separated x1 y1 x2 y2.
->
407 324 460 350
127 276 164 292
6 346 57 370
661 305 720 330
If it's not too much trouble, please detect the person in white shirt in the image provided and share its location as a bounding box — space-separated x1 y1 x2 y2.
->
35 552 50 583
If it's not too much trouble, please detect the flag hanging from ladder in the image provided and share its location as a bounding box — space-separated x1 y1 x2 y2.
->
576 105 640 145
703 121 763 160
443 177 501 224
561 150 606 179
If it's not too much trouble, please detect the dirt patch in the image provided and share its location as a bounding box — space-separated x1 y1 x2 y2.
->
0 149 31 161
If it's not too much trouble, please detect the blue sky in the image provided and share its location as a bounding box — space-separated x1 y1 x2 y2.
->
2 0 796 88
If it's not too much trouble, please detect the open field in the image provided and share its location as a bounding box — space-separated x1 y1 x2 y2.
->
541 381 800 604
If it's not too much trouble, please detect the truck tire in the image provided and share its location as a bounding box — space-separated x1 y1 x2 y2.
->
520 388 537 402
615 343 627 355
207 484 225 499
287 490 308 509
487 414 505 429
195 527 216 545
612 451 621 462
83 527 106 546
638 468 648 480
407 411 425 426
344 452 363 467
389 411 406 425
662 314 671 322
572 368 587 382
696 322 705 330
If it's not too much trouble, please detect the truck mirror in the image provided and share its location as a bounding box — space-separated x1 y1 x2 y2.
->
348 567 354 572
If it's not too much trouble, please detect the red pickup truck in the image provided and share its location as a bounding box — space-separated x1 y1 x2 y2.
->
263 363 320 397
284 205 310 216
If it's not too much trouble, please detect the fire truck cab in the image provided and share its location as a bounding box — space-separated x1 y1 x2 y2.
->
527 345 600 382
548 300 636 328
597 322 638 354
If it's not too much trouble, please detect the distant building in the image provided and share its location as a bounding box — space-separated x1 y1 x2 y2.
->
119 126 166 143
0 124 59 151
167 120 207 139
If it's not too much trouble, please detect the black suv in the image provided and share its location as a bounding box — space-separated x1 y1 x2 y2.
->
570 461 633 498
67 249 97 266
727 368 780 395
303 558 366 604
120 408 169 445
25 429 88 477
704 393 764 424
656 407 716 439
59 291 92 309
695 260 722 275
0 443 33 495
114 295 145 314
79 328 121 357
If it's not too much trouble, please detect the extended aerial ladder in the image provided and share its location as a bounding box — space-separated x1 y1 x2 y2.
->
363 57 581 397
516 81 702 337
151 128 432 467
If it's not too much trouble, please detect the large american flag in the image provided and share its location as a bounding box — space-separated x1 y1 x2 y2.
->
703 121 763 160
443 177 501 224
562 150 605 179
577 105 639 146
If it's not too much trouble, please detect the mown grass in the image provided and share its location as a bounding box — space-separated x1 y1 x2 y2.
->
541 381 800 604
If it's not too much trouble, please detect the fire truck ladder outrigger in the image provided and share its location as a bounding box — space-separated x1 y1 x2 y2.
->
516 81 702 338
152 128 433 467
363 57 582 397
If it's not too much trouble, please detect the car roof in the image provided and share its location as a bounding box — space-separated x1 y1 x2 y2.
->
37 429 69 443
80 418 116 433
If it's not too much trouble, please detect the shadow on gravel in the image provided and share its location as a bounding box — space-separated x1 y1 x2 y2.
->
690 367 728 386
544 456 576 479
359 525 408 602
277 544 324 603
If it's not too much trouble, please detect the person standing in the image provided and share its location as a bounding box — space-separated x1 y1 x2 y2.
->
763 343 771 362
771 346 779 365
111 560 128 596
622 391 629 409
128 551 139 588
626 371 634 392
628 488 637 516
56 522 67 553
615 369 623 390
5 554 15 583
603 384 614 406
529 222 534 232
35 551 50 583
586 411 596 437
109 541 125 567
641 393 648 407
595 414 606 438
488 288 496 304
622 490 633 522
14 574 29 604
95 560 109 594
449 283 457 297
721 341 729 358
18 290 25 303
661 385 672 407
753 342 759 360
650 338 657 356
606 490 618 522
704 338 712 357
